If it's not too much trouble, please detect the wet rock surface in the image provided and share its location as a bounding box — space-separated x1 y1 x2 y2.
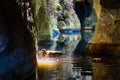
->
0 0 36 80
87 0 120 55
100 0 120 9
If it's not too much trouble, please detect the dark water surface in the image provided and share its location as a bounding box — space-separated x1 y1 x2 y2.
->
37 56 93 80
37 29 120 80
37 54 120 80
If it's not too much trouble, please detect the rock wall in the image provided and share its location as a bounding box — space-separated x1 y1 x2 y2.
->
0 0 36 80
87 0 120 55
92 0 120 43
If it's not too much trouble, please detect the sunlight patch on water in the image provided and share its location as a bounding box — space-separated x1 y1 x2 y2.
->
37 58 59 67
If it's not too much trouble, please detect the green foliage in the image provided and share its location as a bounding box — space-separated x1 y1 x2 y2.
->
34 0 50 40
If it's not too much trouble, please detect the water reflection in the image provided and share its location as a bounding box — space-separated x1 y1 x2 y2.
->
92 63 120 80
51 28 81 51
91 55 120 80
38 28 81 51
37 55 120 80
74 29 94 54
37 59 93 80
37 28 120 80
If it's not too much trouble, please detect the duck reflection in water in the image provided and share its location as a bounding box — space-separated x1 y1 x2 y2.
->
39 49 62 58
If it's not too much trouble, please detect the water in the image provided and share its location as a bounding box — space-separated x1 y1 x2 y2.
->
37 56 93 80
37 55 120 80
37 28 120 80
91 55 120 80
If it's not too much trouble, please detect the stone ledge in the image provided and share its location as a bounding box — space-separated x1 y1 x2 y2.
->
86 43 120 56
